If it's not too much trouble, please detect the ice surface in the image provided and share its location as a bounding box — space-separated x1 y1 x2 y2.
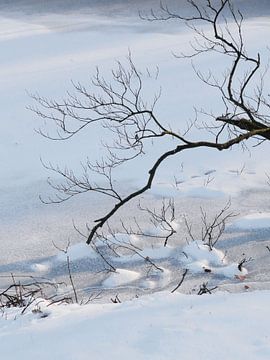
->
1 2 270 358
232 213 270 230
0 0 269 301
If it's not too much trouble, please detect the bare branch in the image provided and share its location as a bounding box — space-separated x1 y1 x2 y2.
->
31 0 270 249
171 269 188 293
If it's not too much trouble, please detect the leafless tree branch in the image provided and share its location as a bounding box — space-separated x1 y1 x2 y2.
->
31 0 270 247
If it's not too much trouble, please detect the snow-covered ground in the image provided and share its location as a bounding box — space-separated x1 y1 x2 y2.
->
1 290 270 360
0 1 270 358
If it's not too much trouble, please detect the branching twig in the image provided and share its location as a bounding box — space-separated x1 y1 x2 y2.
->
197 282 218 295
171 269 188 293
30 0 270 248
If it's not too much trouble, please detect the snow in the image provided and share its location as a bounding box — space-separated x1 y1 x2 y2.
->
1 291 270 360
103 268 141 288
232 213 270 230
0 1 270 359
183 240 248 279
56 242 97 262
114 244 173 262
152 167 270 200
31 262 50 273
139 246 173 260
183 240 227 265
106 233 141 247
30 242 98 274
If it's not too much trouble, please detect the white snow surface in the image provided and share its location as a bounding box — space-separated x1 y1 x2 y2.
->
103 268 141 288
183 240 248 278
232 212 270 229
1 291 270 360
56 242 97 262
30 243 97 273
1 3 270 359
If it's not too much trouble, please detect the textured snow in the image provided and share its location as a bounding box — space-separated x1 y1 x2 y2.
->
102 269 141 288
232 213 270 230
0 2 270 359
56 243 97 262
1 291 270 360
183 240 248 279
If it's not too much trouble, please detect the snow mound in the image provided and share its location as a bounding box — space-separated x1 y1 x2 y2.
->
183 241 247 279
183 240 226 265
56 243 97 262
31 262 50 273
102 269 140 288
31 243 97 273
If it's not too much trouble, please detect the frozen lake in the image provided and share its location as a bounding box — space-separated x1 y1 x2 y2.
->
0 0 270 299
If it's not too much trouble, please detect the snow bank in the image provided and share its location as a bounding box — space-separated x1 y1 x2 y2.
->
1 291 270 360
183 240 248 279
